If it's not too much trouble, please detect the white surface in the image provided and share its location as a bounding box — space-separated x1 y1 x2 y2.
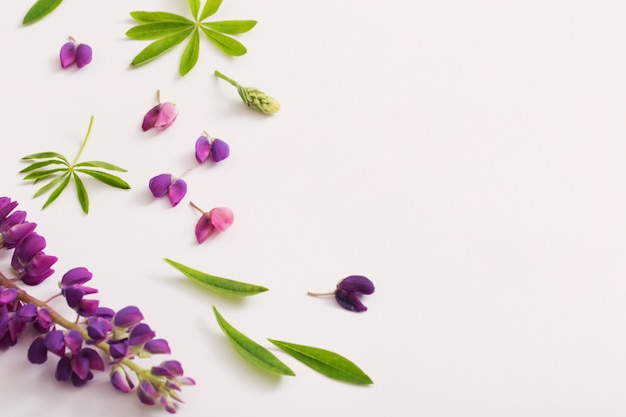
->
2 1 626 416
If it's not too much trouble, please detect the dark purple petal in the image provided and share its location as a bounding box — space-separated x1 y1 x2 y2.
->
65 330 83 355
81 347 105 371
142 103 163 131
194 213 214 243
0 197 18 220
63 286 85 308
95 307 115 321
337 275 375 295
34 308 52 332
167 178 187 207
149 174 172 198
129 323 155 346
158 360 183 377
210 138 230 162
111 366 134 392
86 320 108 343
144 338 171 355
195 136 211 163
16 303 37 321
71 353 90 380
59 41 76 68
114 306 143 328
77 299 99 317
61 267 93 286
109 340 129 359
15 234 47 264
335 288 368 312
138 380 158 405
71 370 93 387
28 336 48 364
55 356 72 381
75 43 92 68
44 330 66 355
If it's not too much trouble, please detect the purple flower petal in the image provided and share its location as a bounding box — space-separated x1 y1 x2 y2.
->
142 103 163 131
194 213 214 243
28 336 48 364
16 303 37 321
337 275 375 295
195 136 211 163
15 233 47 264
149 174 172 198
114 306 143 328
61 267 93 287
0 288 18 305
111 366 134 393
44 330 66 355
129 323 155 346
87 320 108 342
75 43 92 68
0 197 18 220
63 286 85 308
335 289 368 312
167 178 187 207
25 253 58 276
64 330 83 355
55 356 72 381
138 380 158 405
34 308 52 333
109 340 129 359
81 347 105 371
154 102 177 129
210 138 230 162
71 353 90 380
144 338 171 355
59 41 76 68
77 299 99 317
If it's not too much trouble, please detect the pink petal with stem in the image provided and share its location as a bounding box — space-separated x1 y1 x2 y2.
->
210 207 234 232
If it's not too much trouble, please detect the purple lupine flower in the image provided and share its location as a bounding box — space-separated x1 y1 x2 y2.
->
190 202 234 243
111 365 135 393
59 37 92 69
0 210 36 249
113 306 144 328
142 91 177 131
144 339 171 355
34 308 52 333
308 275 375 312
61 267 98 309
108 340 130 360
195 135 230 164
0 197 18 221
11 233 57 286
129 323 156 347
149 174 187 207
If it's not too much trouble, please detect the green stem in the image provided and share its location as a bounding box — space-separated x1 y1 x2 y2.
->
189 201 205 214
307 291 335 297
72 115 95 166
214 70 240 87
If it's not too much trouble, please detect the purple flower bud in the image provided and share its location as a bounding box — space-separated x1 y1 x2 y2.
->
59 41 76 68
195 136 211 163
64 330 83 355
76 298 99 317
12 233 46 268
87 320 109 343
148 174 187 207
23 253 58 285
114 306 143 328
63 286 86 308
109 340 129 359
95 307 115 321
144 338 171 355
61 267 93 286
210 138 230 162
152 360 183 378
28 336 48 364
194 207 234 243
308 275 375 312
138 379 159 406
111 365 135 393
1 221 37 248
76 43 92 68
44 330 66 356
129 323 155 346
59 38 92 69
335 288 369 312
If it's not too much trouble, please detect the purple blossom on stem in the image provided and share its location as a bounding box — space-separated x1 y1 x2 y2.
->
149 174 187 207
195 133 230 163
308 275 375 312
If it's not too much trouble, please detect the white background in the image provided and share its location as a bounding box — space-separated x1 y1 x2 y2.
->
2 1 626 416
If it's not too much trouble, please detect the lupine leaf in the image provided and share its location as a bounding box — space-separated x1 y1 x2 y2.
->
213 306 295 376
23 168 68 181
73 173 89 214
130 28 194 67
199 0 223 21
73 161 128 172
130 11 193 24
180 29 200 76
268 339 373 385
33 174 68 198
125 22 194 41
42 173 71 209
21 152 69 163
75 169 131 189
20 159 68 173
23 0 63 25
200 27 247 56
203 20 257 34
188 0 201 19
164 259 268 297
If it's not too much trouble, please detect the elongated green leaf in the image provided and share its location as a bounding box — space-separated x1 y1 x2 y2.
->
23 0 63 25
213 306 294 376
130 28 194 67
188 0 201 19
164 259 268 296
73 173 89 214
126 22 194 40
180 29 200 76
130 11 193 24
199 0 223 21
268 339 373 385
200 27 247 56
203 20 257 34
20 159 68 173
73 161 127 172
23 168 68 181
22 152 69 163
42 173 71 209
33 174 67 198
75 169 131 189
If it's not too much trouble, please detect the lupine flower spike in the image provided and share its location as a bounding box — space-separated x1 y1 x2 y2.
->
195 132 230 164
190 202 234 243
308 276 375 312
0 197 194 412
149 174 187 207
59 36 92 69
142 90 178 131
214 70 280 115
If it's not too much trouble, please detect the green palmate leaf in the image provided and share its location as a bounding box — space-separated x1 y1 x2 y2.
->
73 161 128 172
130 28 194 67
23 0 63 25
213 306 294 376
42 173 71 209
200 27 247 56
20 159 68 173
268 339 374 385
73 173 89 214
199 0 223 21
130 11 193 24
75 169 131 189
203 20 257 34
180 29 200 76
21 152 69 163
164 259 268 297
126 21 194 41
33 174 68 198
23 168 68 181
188 0 201 19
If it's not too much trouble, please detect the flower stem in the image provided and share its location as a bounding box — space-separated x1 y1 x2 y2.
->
214 70 240 87
189 201 205 214
307 291 335 297
72 115 94 166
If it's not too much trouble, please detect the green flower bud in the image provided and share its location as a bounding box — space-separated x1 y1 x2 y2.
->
215 70 280 115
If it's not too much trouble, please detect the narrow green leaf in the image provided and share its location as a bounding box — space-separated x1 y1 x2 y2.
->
23 0 63 25
200 27 247 56
73 173 89 214
42 173 71 209
33 174 67 198
21 152 69 163
213 306 295 376
268 339 373 385
20 159 68 173
130 28 194 67
180 29 200 76
130 11 193 24
164 259 268 297
75 169 131 189
203 20 257 34
188 0 201 19
73 161 127 172
23 168 68 181
199 0 223 21
126 22 194 40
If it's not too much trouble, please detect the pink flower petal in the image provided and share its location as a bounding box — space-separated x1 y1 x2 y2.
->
142 104 163 131
167 178 187 207
194 213 214 243
195 136 211 163
210 207 234 232
59 41 76 69
154 102 177 130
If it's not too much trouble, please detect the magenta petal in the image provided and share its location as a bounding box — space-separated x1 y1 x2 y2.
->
154 102 177 129
142 103 163 131
59 41 76 68
210 207 234 232
195 136 211 163
62 267 93 287
64 330 83 355
195 214 214 243
144 338 171 355
16 234 47 263
111 366 134 393
210 138 230 162
167 178 187 207
149 174 172 198
75 43 92 68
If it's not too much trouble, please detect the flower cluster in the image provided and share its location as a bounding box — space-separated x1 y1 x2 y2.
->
0 197 193 413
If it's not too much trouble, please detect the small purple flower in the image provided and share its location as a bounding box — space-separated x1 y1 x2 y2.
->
195 134 230 163
308 275 375 312
144 339 171 355
11 233 57 286
190 202 234 243
129 323 156 347
142 91 177 131
61 267 98 309
113 306 144 328
149 174 187 207
60 37 92 69
0 197 18 221
111 365 135 393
